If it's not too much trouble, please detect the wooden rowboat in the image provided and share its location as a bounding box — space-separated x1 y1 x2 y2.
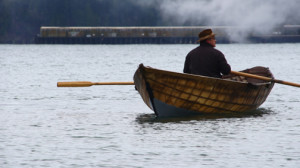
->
133 64 274 117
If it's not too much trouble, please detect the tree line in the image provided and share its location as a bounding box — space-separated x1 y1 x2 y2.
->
0 0 175 43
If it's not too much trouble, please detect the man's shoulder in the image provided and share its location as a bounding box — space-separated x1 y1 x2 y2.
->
187 45 224 56
187 46 201 55
191 46 201 51
211 47 224 56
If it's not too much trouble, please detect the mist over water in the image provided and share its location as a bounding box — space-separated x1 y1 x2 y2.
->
138 0 300 42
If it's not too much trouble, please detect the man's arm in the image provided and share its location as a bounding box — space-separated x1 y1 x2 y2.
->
218 54 231 75
183 55 191 73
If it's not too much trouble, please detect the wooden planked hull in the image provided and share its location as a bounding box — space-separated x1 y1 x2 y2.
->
133 64 274 117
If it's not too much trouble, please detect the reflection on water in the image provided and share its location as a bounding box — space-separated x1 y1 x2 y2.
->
136 108 274 124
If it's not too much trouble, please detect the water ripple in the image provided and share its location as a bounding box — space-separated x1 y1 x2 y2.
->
1 44 300 168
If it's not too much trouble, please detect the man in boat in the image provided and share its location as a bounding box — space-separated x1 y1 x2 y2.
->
183 29 231 78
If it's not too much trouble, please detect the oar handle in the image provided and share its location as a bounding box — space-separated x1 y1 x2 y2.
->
231 71 300 88
57 81 134 87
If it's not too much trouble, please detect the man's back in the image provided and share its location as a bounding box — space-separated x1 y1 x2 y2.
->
183 43 231 78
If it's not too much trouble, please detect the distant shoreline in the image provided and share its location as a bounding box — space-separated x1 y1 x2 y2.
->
34 35 300 44
2 25 300 44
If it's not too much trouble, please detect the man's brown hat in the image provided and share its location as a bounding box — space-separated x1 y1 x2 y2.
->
197 29 215 42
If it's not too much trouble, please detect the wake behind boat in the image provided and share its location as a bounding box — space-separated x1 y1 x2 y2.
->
133 64 274 117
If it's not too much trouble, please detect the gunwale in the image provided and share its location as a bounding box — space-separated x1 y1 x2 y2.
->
134 64 274 117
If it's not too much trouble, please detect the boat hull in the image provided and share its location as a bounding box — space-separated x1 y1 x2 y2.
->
134 64 274 117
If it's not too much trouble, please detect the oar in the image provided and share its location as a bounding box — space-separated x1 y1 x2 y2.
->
231 71 300 88
57 81 134 87
57 71 300 88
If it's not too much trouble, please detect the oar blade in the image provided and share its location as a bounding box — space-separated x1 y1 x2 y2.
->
57 81 93 87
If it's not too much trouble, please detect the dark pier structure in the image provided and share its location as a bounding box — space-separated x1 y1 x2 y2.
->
35 25 300 44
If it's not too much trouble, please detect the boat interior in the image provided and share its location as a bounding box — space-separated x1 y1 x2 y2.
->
223 66 274 84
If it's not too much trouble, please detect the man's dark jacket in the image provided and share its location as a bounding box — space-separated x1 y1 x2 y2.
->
183 42 231 78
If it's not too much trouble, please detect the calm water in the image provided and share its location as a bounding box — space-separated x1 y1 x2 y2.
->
1 44 300 168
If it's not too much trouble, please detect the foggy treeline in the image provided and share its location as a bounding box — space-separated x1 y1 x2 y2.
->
0 0 170 43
